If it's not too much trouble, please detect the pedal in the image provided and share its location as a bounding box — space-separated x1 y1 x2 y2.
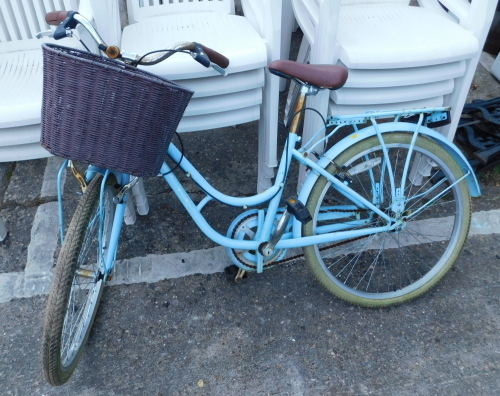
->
224 265 248 283
286 198 312 224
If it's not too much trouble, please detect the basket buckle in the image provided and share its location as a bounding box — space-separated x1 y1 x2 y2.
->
69 161 87 193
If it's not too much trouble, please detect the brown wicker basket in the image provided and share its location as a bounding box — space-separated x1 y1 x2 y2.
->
41 43 194 177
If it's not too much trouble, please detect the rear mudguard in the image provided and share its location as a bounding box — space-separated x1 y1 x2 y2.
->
295 122 480 237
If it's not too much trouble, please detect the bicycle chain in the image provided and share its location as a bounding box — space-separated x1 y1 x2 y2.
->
230 206 369 270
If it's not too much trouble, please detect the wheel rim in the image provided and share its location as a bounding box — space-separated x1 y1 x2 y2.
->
60 186 113 369
311 141 466 300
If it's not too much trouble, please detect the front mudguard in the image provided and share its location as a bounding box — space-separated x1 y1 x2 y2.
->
85 165 128 185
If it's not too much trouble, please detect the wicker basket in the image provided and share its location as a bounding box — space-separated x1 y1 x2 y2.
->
41 43 194 177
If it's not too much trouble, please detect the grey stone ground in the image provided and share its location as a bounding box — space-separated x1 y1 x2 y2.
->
1 27 500 396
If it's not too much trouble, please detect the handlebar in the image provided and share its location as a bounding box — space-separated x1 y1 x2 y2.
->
43 11 229 73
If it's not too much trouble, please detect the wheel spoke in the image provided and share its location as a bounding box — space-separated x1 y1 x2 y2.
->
42 175 116 385
303 133 471 307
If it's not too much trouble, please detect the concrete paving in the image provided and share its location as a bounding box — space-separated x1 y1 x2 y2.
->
1 32 500 395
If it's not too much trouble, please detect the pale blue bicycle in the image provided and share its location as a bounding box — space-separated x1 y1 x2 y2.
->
41 11 480 386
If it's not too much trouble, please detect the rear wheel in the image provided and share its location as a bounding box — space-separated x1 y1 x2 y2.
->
42 174 116 385
302 133 471 307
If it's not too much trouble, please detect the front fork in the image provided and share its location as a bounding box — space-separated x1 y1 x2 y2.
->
56 161 128 278
102 197 126 277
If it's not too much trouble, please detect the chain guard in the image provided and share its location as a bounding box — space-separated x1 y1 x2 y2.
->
226 210 288 271
226 205 372 271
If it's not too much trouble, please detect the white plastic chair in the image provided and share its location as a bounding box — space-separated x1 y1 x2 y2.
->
0 217 7 241
288 0 497 140
285 0 497 187
286 0 496 189
0 0 83 162
116 0 283 192
492 53 500 81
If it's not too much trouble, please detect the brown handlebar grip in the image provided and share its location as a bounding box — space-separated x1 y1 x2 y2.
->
199 44 229 69
45 11 69 26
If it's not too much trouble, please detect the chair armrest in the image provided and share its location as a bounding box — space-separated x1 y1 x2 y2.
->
241 0 282 61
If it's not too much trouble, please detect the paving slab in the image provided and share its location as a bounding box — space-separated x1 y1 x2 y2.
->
0 206 37 273
0 233 498 395
0 23 499 396
3 159 47 205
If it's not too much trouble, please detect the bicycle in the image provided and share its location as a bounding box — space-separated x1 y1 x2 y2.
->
39 11 480 386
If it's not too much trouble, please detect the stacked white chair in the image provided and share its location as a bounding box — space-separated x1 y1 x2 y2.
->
0 0 82 162
0 217 7 241
286 0 498 161
115 0 283 192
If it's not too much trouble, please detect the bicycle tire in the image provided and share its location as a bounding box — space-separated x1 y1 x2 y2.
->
302 132 471 307
42 174 116 385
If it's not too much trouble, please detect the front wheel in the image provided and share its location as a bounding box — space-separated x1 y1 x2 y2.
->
42 174 116 385
302 133 471 307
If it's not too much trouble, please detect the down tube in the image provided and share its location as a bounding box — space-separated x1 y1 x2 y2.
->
160 161 394 250
160 162 261 251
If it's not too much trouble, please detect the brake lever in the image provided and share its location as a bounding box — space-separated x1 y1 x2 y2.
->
211 63 227 76
36 29 53 39
191 43 227 76
50 11 79 40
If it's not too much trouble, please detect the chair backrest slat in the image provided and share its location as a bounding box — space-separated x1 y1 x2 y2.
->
0 1 14 41
42 0 54 15
418 0 496 39
340 0 409 4
32 0 50 34
0 0 24 41
61 0 78 11
418 0 470 22
21 0 55 39
0 0 78 42
127 0 235 24
11 0 33 40
0 6 7 42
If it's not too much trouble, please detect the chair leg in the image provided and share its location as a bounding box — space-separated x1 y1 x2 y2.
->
408 153 434 186
257 109 276 193
0 218 7 242
257 68 280 193
280 0 295 91
284 38 310 126
439 56 482 141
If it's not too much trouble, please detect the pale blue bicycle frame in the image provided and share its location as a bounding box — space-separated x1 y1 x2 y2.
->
56 105 480 277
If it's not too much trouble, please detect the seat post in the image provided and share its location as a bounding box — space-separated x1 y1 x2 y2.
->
288 84 319 135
